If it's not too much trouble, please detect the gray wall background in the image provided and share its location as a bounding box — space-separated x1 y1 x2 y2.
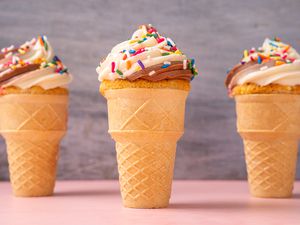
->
0 0 300 180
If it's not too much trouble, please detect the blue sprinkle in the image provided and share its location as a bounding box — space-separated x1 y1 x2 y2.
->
191 59 195 66
122 49 126 53
161 64 170 68
257 56 262 64
167 40 173 47
191 75 195 81
53 55 60 62
129 49 136 54
269 42 278 48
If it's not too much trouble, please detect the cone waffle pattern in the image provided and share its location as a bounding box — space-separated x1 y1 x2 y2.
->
244 139 297 197
105 88 188 208
235 94 300 198
0 94 67 197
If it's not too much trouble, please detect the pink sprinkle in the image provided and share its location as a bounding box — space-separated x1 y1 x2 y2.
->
157 38 165 44
171 46 177 51
148 28 157 33
111 62 116 73
249 48 255 53
132 48 145 56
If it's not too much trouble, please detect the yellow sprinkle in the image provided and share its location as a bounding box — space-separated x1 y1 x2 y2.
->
243 50 248 58
19 59 25 65
271 56 282 60
135 66 140 72
175 50 182 55
126 60 132 69
129 39 138 44
10 65 17 70
18 49 26 54
275 61 285 66
34 57 47 64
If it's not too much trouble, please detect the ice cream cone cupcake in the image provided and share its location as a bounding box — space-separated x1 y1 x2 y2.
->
96 24 198 208
225 38 300 198
0 36 72 197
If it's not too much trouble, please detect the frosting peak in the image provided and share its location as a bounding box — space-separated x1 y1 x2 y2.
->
96 24 198 82
225 38 300 95
0 36 72 91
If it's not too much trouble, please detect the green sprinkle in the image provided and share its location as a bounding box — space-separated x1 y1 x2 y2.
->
59 68 68 74
188 62 192 69
153 33 158 38
138 37 147 44
116 69 123 76
146 33 153 37
191 68 198 76
44 41 48 51
162 53 170 56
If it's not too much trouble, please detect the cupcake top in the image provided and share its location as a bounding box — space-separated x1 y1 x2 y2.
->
96 24 198 82
0 36 72 92
225 38 300 95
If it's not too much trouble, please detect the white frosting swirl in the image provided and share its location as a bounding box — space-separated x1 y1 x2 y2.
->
234 60 300 86
1 67 71 90
0 36 72 90
232 39 300 87
96 25 189 81
20 37 54 63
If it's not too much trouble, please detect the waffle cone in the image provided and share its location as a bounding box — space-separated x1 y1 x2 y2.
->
235 94 300 198
0 94 68 197
104 88 188 208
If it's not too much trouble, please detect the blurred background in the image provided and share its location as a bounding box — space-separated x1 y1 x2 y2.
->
0 0 300 180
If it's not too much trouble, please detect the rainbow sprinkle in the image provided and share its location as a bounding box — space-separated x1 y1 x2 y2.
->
0 37 69 77
116 69 123 76
137 60 145 69
183 60 187 69
111 62 116 73
149 70 156 76
257 56 262 64
106 24 198 81
161 61 171 68
126 60 131 69
239 38 297 67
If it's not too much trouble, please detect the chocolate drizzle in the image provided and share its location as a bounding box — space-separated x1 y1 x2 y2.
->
0 63 40 85
225 60 277 88
126 61 193 82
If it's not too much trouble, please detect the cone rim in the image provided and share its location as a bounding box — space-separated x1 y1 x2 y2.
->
235 94 300 103
0 94 68 104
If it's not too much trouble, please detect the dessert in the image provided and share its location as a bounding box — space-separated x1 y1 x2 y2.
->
0 36 72 197
97 24 197 208
225 38 300 198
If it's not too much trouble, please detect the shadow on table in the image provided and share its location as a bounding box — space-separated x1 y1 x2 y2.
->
54 189 119 197
293 193 300 199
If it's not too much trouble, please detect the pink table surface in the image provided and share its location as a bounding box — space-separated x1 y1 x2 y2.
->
0 180 299 225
